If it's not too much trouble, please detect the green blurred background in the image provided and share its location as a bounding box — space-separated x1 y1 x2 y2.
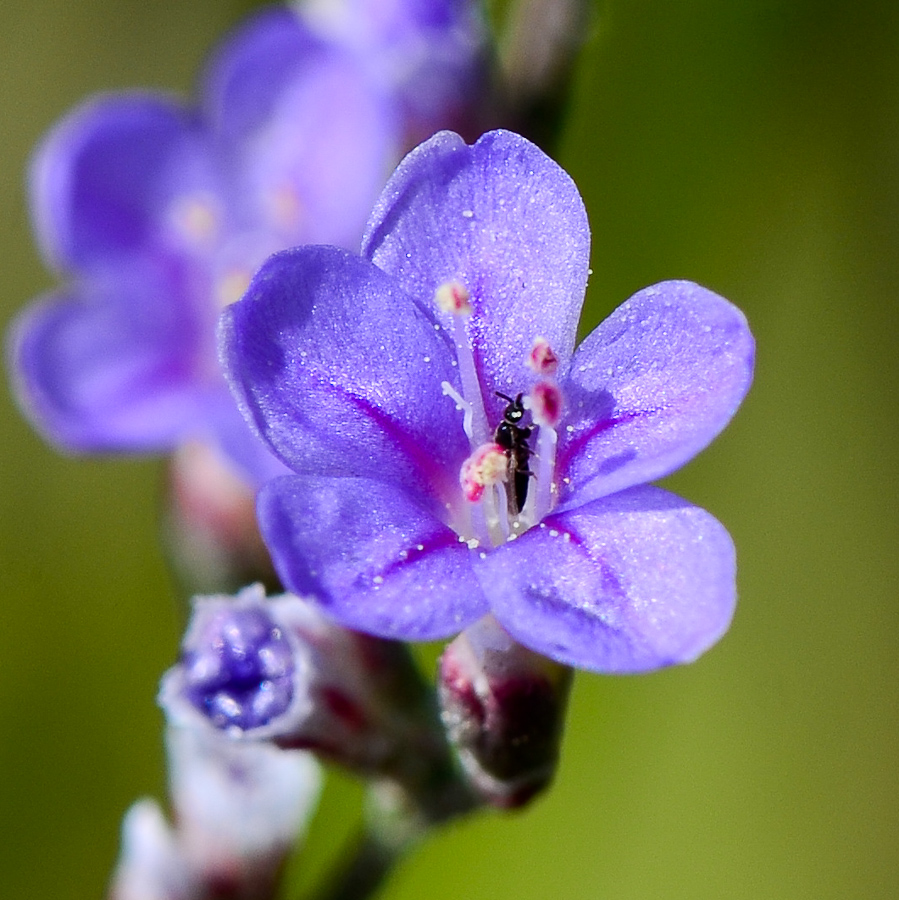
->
2 1 897 897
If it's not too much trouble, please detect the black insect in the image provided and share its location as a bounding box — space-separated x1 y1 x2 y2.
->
494 392 535 516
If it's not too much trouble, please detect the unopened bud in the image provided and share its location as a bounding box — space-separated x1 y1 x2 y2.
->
438 615 572 808
108 799 196 900
164 442 278 595
160 584 445 779
165 726 320 899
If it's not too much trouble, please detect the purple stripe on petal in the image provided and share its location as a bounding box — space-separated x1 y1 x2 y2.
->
258 474 489 640
556 280 755 508
220 246 469 500
478 485 737 672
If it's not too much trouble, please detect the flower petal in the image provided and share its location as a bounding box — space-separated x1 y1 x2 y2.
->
8 271 210 452
229 53 399 250
557 280 755 507
362 130 590 408
31 94 217 271
479 485 737 673
210 397 292 488
220 245 470 499
200 6 322 144
302 0 487 140
203 6 399 250
258 474 489 639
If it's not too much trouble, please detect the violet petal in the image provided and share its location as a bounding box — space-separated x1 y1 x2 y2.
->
200 6 322 144
220 245 468 498
556 280 755 508
258 474 489 640
362 129 590 418
228 52 399 250
31 94 216 271
478 484 737 673
9 275 208 451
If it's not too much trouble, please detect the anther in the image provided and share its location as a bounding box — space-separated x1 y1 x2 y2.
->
169 192 219 248
435 280 473 317
460 443 508 503
530 380 563 428
527 336 558 375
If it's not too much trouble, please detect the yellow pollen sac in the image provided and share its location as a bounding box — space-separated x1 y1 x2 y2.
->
216 268 252 309
460 443 508 502
169 193 219 247
267 182 303 232
435 280 472 317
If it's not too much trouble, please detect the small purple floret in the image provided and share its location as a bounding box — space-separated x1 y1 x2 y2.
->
182 607 295 731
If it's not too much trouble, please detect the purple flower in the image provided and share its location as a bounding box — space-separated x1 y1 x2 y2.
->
301 0 487 142
220 129 755 672
8 6 400 484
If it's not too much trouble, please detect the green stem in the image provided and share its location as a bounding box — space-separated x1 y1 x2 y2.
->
307 775 479 900
305 827 406 900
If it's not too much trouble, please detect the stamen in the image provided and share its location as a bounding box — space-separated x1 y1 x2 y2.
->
266 181 303 232
441 381 473 440
434 281 489 446
494 483 512 541
457 444 514 546
530 380 563 428
527 336 559 375
460 443 507 502
169 192 219 248
534 422 558 524
435 280 472 316
527 379 563 522
215 267 252 309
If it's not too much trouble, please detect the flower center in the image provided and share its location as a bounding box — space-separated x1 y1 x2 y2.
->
435 282 563 549
181 606 295 732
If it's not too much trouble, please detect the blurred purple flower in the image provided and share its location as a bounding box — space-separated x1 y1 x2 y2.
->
7 6 413 484
221 129 755 672
300 0 487 142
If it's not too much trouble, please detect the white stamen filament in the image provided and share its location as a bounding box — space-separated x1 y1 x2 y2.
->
468 497 493 548
534 423 558 523
450 314 490 446
441 381 473 441
493 484 511 541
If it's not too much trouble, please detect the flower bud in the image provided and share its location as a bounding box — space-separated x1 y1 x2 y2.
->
108 799 196 900
160 584 444 779
437 614 572 808
165 726 320 899
108 729 319 900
